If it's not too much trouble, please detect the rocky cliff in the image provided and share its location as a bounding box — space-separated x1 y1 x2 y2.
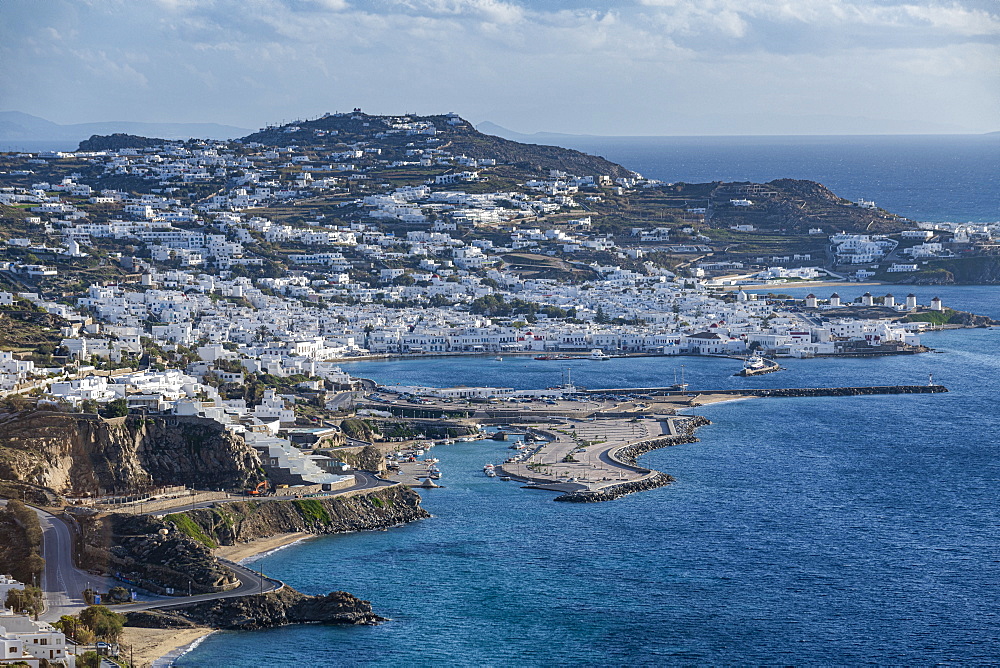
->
127 588 384 630
900 256 1000 285
75 486 429 597
174 485 430 547
0 411 262 496
76 511 240 595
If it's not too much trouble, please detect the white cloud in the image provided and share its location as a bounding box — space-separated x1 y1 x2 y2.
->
0 0 996 133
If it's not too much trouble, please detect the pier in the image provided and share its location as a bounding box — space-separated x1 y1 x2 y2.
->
494 384 948 502
582 384 948 398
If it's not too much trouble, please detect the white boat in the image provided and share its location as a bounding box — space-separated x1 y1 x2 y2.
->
588 348 611 361
495 355 503 361
743 355 767 371
486 470 497 477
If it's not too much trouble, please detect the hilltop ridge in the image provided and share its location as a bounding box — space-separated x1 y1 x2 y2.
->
240 111 636 179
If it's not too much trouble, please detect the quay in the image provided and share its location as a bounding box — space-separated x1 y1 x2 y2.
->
492 384 948 502
581 384 948 398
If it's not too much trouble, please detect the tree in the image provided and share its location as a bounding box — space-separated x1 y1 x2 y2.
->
595 304 609 324
393 274 415 286
107 586 131 604
5 587 42 617
99 398 128 418
78 651 101 668
78 605 125 641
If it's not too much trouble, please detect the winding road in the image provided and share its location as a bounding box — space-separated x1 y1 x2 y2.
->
22 472 394 621
28 505 118 622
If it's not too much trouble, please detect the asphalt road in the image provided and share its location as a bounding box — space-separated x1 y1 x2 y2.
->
27 505 118 622
16 471 395 621
17 471 395 621
149 471 395 514
113 558 283 614
26 502 283 619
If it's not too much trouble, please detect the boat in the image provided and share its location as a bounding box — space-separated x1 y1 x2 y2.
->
588 349 611 361
534 354 574 361
495 355 503 361
735 355 779 377
499 476 511 481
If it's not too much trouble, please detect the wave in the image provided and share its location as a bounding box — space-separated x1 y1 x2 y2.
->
239 535 315 565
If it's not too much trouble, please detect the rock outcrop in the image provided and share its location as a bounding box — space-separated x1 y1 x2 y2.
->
0 411 262 495
75 486 429 593
182 588 383 629
176 485 430 547
76 512 239 595
126 588 384 630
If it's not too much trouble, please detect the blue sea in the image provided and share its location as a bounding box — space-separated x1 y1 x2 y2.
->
551 134 1000 224
180 146 1000 666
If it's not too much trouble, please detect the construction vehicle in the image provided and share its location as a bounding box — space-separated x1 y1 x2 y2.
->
244 481 271 496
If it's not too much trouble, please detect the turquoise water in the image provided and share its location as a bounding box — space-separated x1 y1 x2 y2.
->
181 287 1000 666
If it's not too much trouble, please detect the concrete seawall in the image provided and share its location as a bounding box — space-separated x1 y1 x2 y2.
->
584 384 948 398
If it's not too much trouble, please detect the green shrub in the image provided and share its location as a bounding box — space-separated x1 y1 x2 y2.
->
293 499 331 524
164 513 218 549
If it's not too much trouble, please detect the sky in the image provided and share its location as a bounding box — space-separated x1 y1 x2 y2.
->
1 0 998 135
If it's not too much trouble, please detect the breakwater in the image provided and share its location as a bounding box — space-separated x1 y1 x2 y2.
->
555 416 712 503
583 384 948 397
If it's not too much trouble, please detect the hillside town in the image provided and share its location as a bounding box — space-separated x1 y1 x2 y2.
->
0 112 982 438
0 115 994 668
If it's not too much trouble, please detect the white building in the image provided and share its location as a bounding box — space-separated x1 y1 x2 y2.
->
0 602 75 667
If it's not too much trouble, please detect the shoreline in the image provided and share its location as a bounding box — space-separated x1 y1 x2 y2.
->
213 532 314 563
140 533 314 666
125 626 216 668
720 280 885 290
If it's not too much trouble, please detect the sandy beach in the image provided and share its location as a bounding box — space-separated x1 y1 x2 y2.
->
124 533 312 666
213 532 313 562
121 626 214 667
